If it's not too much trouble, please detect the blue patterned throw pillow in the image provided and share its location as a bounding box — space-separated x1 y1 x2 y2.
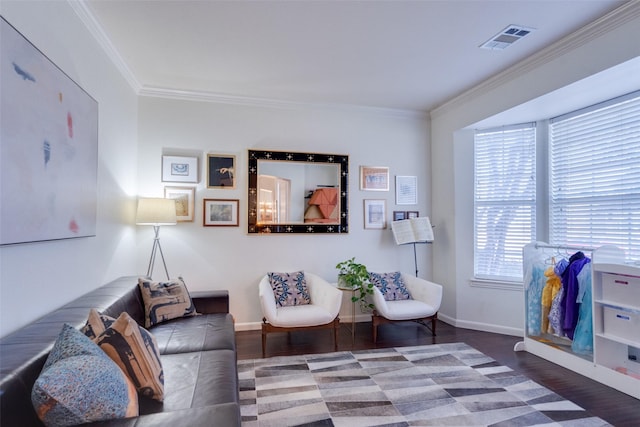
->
268 271 311 307
369 272 412 301
32 324 138 426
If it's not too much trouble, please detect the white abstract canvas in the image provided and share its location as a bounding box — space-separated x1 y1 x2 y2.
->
1 18 98 245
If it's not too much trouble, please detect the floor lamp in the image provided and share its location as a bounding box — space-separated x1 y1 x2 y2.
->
391 217 434 277
136 198 177 280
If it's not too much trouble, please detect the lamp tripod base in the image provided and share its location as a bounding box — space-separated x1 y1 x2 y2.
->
146 225 170 280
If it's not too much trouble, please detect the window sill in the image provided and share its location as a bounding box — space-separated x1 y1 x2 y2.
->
470 278 523 291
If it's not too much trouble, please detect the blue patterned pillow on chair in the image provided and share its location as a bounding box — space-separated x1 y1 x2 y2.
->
369 272 412 301
268 271 311 307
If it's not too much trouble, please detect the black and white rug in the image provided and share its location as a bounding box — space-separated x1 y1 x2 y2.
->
238 343 609 426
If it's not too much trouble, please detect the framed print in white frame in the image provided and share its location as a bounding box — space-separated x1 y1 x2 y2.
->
395 175 418 205
164 186 195 222
364 199 386 229
360 166 389 191
162 156 198 183
203 199 239 227
207 154 236 189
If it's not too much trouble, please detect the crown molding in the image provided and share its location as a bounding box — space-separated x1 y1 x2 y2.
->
139 86 428 119
72 1 425 119
430 1 640 120
70 0 141 92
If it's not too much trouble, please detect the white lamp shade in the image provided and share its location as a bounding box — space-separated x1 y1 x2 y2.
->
136 198 177 225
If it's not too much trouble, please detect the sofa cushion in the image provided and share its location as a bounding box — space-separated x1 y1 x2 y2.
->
31 324 138 426
94 312 165 401
138 349 239 415
150 313 236 355
369 272 412 301
267 271 311 307
138 278 197 328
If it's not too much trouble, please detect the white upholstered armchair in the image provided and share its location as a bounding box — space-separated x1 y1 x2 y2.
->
371 273 443 343
259 272 342 357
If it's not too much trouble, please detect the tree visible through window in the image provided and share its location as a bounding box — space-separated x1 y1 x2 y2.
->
473 91 640 283
549 91 640 259
474 124 536 281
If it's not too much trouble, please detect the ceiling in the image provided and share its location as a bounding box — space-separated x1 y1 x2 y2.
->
85 0 628 113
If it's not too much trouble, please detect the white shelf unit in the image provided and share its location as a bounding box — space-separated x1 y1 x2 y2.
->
517 244 640 400
592 260 640 398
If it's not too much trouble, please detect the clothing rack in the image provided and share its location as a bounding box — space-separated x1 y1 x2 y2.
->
533 242 595 252
517 242 640 399
516 241 595 354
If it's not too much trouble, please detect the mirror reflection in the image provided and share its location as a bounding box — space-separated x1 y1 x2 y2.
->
248 150 349 234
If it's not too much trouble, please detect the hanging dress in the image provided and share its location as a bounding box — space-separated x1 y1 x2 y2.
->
548 259 569 337
572 266 593 355
563 253 591 340
541 266 562 333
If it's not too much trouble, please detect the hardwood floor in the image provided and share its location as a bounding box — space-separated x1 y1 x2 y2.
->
236 320 640 426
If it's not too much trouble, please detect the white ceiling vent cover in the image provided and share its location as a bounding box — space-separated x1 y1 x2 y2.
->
480 25 536 50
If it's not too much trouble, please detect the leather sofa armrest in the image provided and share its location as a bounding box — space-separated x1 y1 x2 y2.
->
191 290 229 314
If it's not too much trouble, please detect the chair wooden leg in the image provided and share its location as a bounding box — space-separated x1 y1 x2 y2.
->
261 318 268 358
431 313 438 336
333 317 340 351
372 313 379 343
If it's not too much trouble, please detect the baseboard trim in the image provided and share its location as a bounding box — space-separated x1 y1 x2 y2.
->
236 314 523 337
438 313 523 337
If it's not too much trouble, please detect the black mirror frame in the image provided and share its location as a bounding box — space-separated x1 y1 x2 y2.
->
248 149 349 234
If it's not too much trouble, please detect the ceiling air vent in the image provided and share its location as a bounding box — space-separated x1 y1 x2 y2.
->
480 25 536 50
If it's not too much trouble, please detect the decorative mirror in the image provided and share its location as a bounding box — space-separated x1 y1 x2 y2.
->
248 150 349 234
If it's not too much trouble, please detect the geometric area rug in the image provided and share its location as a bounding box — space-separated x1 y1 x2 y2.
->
238 343 610 426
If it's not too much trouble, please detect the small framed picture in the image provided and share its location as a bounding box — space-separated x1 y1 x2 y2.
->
406 211 419 219
396 175 418 205
364 199 386 229
162 156 198 183
203 199 239 227
360 166 389 191
164 186 195 222
393 211 407 221
207 154 236 189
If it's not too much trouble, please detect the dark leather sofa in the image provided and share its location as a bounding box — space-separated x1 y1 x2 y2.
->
0 276 241 426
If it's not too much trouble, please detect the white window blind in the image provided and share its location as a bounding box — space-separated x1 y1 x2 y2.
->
550 91 640 259
474 124 536 281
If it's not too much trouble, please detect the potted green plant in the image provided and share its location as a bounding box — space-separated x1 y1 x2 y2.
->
336 257 374 311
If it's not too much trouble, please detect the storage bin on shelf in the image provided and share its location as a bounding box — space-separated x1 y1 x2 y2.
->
602 305 640 343
601 273 640 306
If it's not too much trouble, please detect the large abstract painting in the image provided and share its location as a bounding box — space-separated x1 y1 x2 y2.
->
1 17 98 245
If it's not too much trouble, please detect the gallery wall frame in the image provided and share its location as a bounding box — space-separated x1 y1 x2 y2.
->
162 155 198 183
393 211 407 221
207 154 236 189
1 17 99 245
203 199 239 227
360 166 389 191
395 175 418 205
364 199 386 229
164 186 195 222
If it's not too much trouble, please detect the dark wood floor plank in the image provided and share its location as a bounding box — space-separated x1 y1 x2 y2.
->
236 320 640 426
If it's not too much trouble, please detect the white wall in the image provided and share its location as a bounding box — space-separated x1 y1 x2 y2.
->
137 97 431 329
431 4 640 335
0 1 139 336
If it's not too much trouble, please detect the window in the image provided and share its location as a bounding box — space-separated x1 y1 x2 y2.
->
474 124 537 281
549 91 640 259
